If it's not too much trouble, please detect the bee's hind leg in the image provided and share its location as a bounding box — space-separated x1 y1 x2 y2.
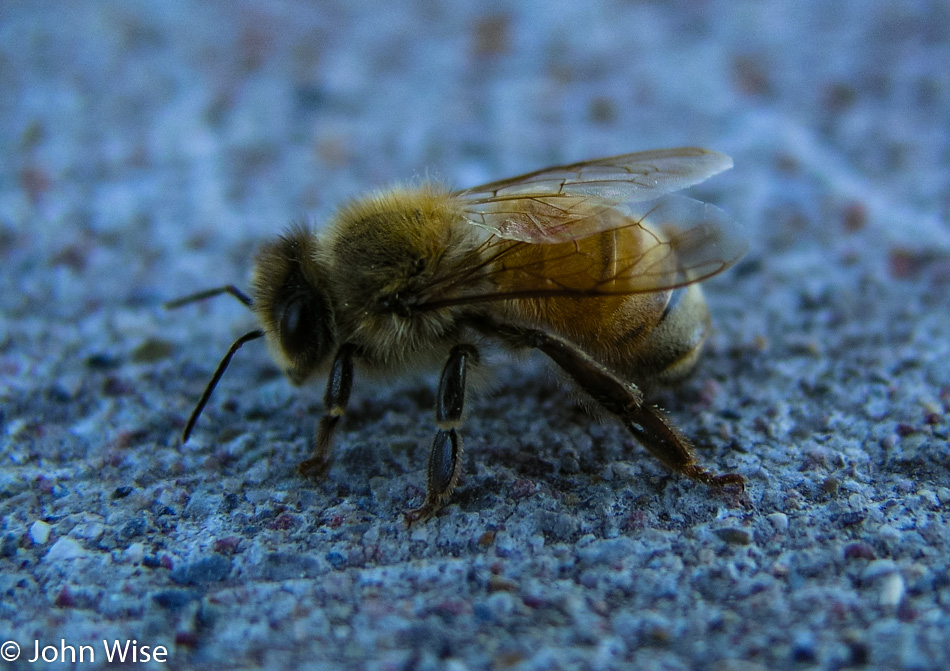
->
298 344 356 479
499 326 744 491
405 344 479 524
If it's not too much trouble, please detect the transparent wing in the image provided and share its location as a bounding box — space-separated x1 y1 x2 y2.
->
417 193 748 311
457 147 734 243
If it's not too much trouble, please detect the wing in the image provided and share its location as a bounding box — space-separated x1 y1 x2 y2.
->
415 149 745 311
457 147 734 243
417 193 747 311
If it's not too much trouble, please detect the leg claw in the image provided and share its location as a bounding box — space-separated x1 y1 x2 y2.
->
298 456 331 479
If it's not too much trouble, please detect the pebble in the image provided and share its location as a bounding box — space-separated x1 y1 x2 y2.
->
170 555 233 585
862 559 898 581
74 522 105 540
46 537 85 561
122 542 146 564
878 572 905 607
153 589 202 610
843 542 876 561
877 524 901 543
30 520 51 544
713 527 753 545
767 512 789 532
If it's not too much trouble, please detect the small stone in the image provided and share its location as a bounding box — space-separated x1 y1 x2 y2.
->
843 542 876 561
46 537 84 561
30 520 52 544
822 476 839 495
767 512 788 532
713 527 753 545
836 510 867 526
879 572 905 607
212 536 242 555
122 542 146 564
153 589 202 610
489 575 519 592
170 555 232 585
325 551 347 570
877 525 901 543
916 489 938 507
862 559 898 582
131 338 174 363
74 522 105 540
54 586 76 608
117 515 147 542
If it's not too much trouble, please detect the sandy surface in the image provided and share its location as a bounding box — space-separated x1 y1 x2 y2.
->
2 1 949 669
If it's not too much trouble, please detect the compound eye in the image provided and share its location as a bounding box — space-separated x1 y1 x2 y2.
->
278 294 318 356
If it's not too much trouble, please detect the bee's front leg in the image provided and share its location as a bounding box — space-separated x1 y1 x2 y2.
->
405 344 479 524
298 344 356 478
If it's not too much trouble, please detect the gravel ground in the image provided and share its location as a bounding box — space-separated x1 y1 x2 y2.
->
2 1 949 670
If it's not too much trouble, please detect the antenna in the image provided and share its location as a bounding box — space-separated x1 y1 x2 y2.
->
165 285 262 441
164 285 253 309
181 329 265 442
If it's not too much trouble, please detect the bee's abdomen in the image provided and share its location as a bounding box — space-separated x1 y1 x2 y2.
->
626 284 710 385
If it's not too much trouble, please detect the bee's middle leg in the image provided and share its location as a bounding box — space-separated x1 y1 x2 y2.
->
405 344 479 523
298 344 356 478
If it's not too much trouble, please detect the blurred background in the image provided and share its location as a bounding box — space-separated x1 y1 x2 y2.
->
4 1 947 295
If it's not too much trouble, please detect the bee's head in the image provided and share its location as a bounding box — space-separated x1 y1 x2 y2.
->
252 225 336 384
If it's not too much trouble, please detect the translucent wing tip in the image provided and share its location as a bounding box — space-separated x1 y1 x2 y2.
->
673 146 733 177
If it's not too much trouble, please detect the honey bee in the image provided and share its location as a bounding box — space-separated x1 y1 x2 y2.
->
168 147 747 521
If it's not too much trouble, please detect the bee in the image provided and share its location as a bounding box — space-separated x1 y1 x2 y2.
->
167 147 747 522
